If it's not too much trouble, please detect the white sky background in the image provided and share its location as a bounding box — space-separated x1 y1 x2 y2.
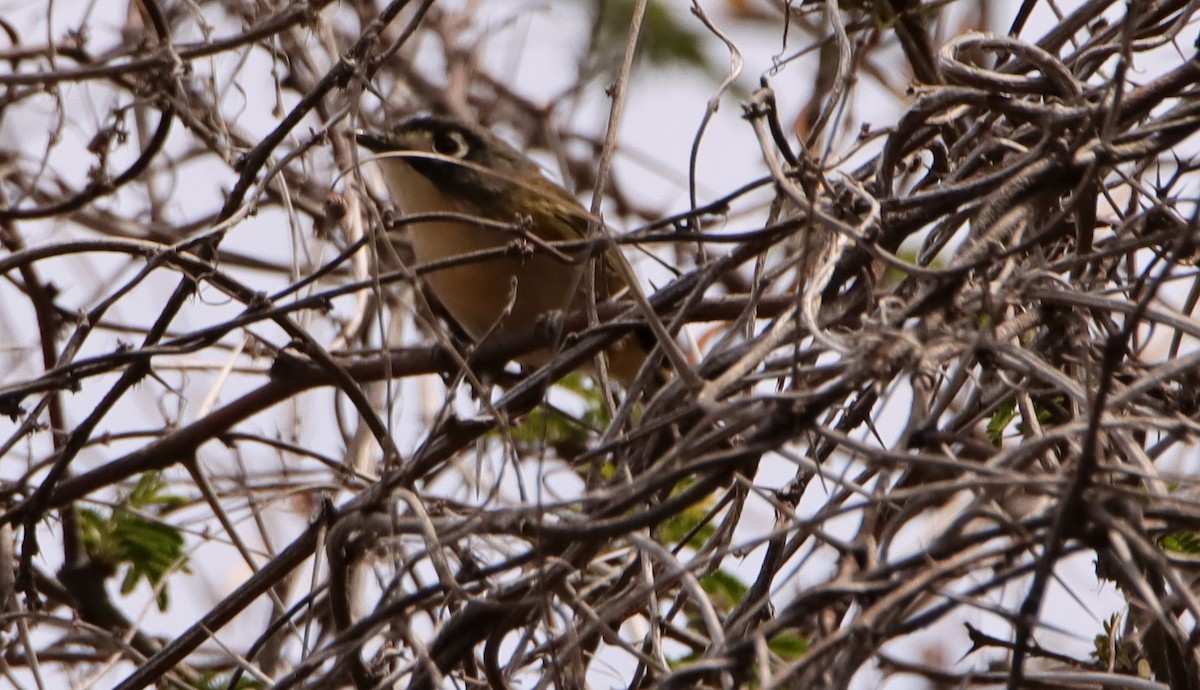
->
4 0 1192 687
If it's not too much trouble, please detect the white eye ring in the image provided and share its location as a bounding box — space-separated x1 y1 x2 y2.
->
431 129 469 158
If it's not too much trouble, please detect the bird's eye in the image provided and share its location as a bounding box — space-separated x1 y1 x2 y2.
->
431 129 469 157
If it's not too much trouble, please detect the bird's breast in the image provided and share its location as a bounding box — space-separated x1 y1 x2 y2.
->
379 159 586 344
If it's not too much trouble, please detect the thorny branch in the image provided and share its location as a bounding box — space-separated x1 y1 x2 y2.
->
2 1 1200 689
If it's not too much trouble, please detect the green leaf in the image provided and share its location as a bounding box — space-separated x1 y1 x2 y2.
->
658 495 716 548
987 397 1062 446
769 631 809 660
700 570 747 611
986 400 1016 447
503 373 613 459
589 0 712 72
77 472 189 611
128 471 187 511
1159 531 1200 554
508 405 589 454
559 372 613 429
1017 397 1060 432
1092 613 1141 673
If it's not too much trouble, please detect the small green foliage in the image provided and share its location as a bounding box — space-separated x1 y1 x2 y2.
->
1021 397 1061 431
508 403 590 457
668 650 700 669
192 671 264 690
864 1 900 30
659 498 717 548
77 472 188 611
1092 614 1117 666
882 244 943 288
559 372 613 428
589 0 711 72
699 570 747 611
986 400 1017 447
699 571 808 659
671 570 749 668
1092 614 1143 675
1159 530 1200 554
127 471 188 512
768 631 809 660
986 397 1061 446
505 373 612 459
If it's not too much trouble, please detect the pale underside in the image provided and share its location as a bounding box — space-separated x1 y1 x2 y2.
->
376 158 590 368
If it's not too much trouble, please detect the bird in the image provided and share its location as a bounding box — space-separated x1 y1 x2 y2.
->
356 114 652 387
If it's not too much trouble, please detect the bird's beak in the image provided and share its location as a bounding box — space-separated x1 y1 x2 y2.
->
354 129 391 153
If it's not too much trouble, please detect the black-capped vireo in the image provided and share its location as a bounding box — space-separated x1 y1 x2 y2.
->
356 114 650 386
